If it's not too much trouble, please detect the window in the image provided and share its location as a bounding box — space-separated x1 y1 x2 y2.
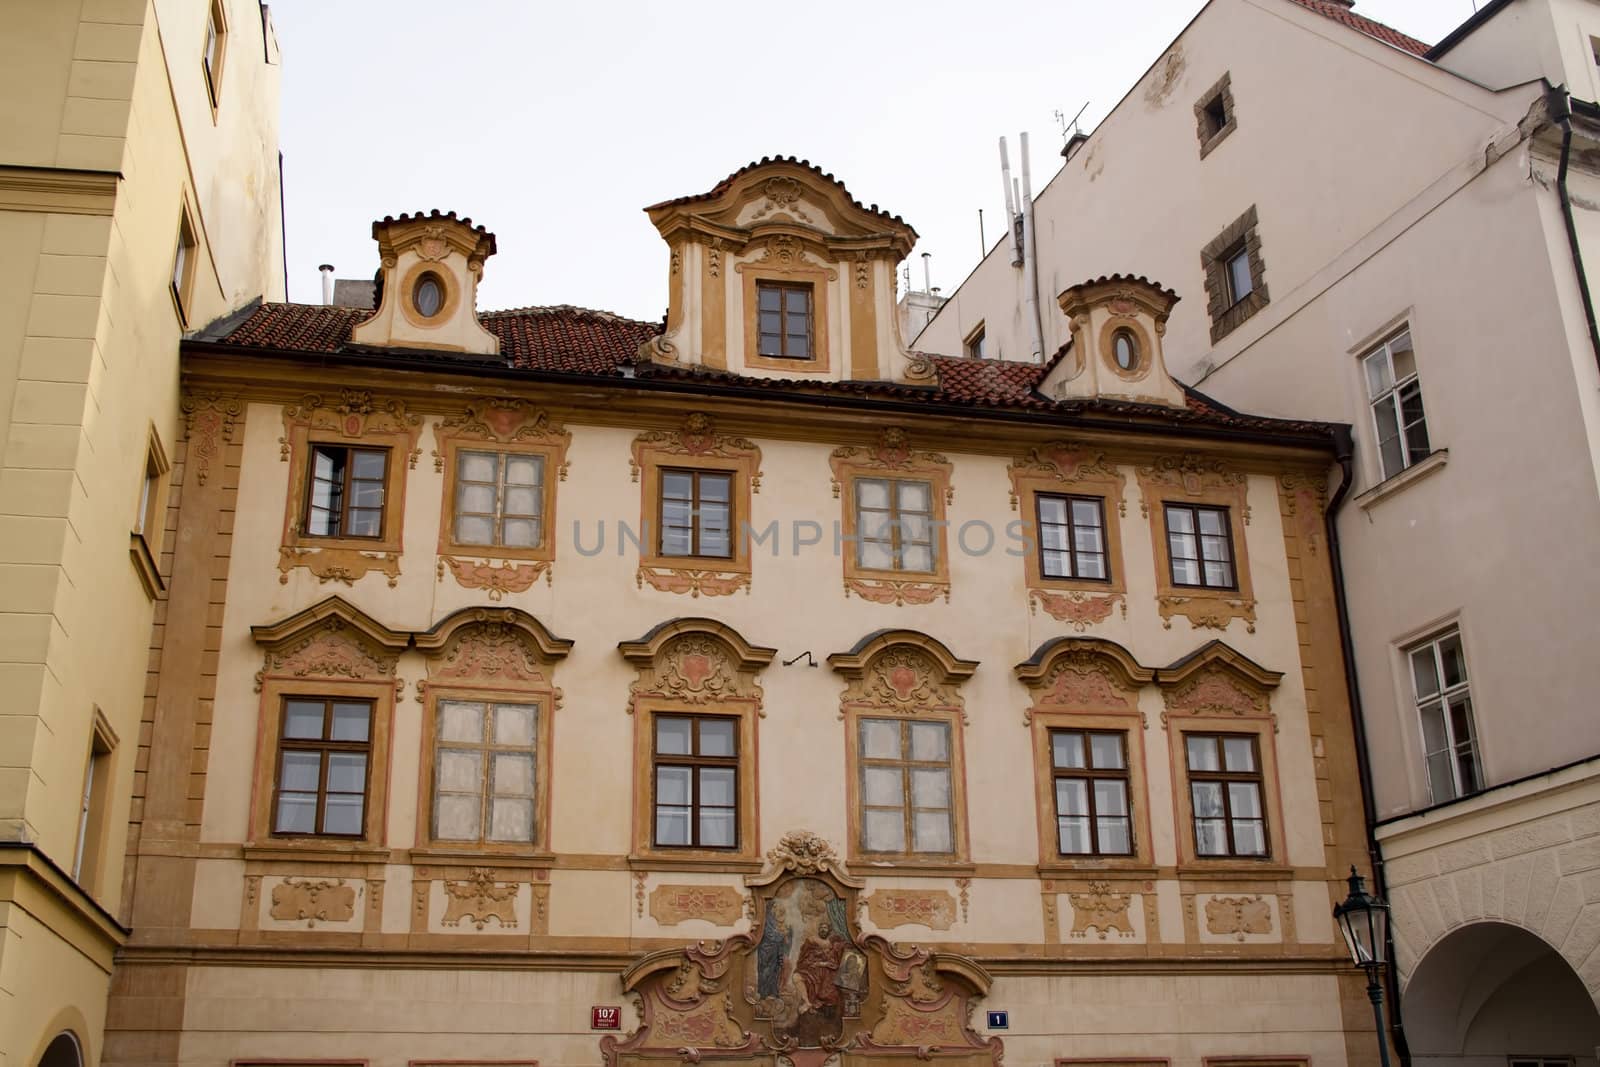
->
756 282 813 359
1164 504 1235 589
858 718 954 855
272 697 373 837
964 323 989 360
414 273 445 318
1224 245 1253 306
1363 328 1430 480
856 477 935 573
432 700 539 845
1050 730 1132 856
1110 329 1139 372
652 714 738 849
129 428 171 598
72 713 117 892
305 445 388 539
454 450 544 549
1194 72 1237 157
1037 494 1108 581
1185 734 1267 857
660 468 732 558
1200 205 1267 342
202 0 227 108
170 208 197 322
1408 629 1479 803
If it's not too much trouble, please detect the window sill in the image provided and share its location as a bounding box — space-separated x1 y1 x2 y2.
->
128 532 165 599
1174 861 1292 882
407 847 555 870
1197 119 1237 160
1036 859 1157 879
1355 448 1448 512
851 857 976 877
627 853 764 874
243 841 394 864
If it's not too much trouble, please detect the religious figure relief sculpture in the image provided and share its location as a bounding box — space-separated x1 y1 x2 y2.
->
603 830 1000 1067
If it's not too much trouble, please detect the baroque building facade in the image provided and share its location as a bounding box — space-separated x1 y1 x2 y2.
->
911 0 1600 1056
112 159 1382 1065
0 3 285 1066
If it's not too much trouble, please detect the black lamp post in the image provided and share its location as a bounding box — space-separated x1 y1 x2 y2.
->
1332 865 1392 1067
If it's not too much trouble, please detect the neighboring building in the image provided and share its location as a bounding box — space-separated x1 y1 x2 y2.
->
912 0 1600 1057
111 159 1386 1065
0 3 284 1066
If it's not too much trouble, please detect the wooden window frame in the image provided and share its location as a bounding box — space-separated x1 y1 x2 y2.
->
1035 492 1112 584
658 467 735 561
852 475 938 575
280 411 415 584
754 280 814 361
630 701 759 868
831 434 954 602
72 709 118 895
853 715 960 860
739 259 831 374
418 689 550 855
170 205 198 325
303 443 391 541
268 696 376 839
441 443 557 561
1136 457 1255 632
1406 627 1480 805
249 677 393 849
1047 728 1135 858
1183 732 1268 859
963 322 988 360
1362 326 1432 482
632 417 759 595
202 0 228 113
650 712 741 851
129 424 171 599
1168 722 1283 866
1008 445 1128 621
1162 502 1238 591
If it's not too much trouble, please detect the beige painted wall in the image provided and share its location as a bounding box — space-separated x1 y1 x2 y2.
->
0 1 284 1065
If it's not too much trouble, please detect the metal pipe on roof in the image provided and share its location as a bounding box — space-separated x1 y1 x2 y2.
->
999 138 1022 268
1020 132 1045 363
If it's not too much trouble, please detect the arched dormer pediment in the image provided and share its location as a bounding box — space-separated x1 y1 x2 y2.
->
641 158 926 384
413 606 572 690
1013 637 1154 723
249 596 410 691
1156 640 1283 728
828 630 978 722
619 617 776 713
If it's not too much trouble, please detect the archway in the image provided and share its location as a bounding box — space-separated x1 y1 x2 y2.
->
1404 921 1600 1066
37 1033 83 1067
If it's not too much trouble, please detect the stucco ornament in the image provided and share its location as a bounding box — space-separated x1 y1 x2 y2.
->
254 618 397 693
650 884 749 927
865 890 958 931
441 869 520 930
832 631 977 725
269 878 356 927
180 392 243 487
604 831 999 1066
1067 882 1135 940
1205 895 1273 940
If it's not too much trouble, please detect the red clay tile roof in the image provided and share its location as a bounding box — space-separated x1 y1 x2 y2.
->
374 209 497 254
645 156 917 236
1287 0 1430 56
198 302 1333 439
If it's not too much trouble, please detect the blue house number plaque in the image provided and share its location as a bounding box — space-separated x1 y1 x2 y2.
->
986 1011 1009 1030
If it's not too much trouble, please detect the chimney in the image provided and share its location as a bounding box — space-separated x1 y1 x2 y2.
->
318 263 334 305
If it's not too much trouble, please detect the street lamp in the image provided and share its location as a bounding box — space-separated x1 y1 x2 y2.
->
1332 865 1392 1067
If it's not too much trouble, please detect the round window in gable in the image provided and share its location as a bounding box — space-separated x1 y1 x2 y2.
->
1111 328 1140 372
413 273 445 319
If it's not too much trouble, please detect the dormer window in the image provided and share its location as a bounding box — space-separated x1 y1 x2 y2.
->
414 273 445 318
756 281 812 360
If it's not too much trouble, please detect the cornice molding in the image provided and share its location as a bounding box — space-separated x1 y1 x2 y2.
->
0 165 119 215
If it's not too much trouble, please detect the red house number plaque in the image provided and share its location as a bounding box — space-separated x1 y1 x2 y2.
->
591 1006 621 1031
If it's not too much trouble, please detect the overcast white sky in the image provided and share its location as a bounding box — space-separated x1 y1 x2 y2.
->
272 0 1483 319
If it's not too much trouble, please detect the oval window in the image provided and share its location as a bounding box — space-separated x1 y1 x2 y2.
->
413 274 444 318
1112 329 1139 371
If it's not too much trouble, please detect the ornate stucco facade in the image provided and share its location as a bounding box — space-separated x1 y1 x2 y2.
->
111 159 1382 1066
0 4 284 1067
911 0 1600 1057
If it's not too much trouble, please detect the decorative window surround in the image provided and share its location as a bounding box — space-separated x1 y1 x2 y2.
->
1015 637 1156 876
413 606 572 859
830 427 954 605
738 237 833 374
1193 72 1237 158
630 413 762 597
1157 641 1286 867
1136 453 1256 632
431 398 571 597
1006 442 1129 629
619 618 775 870
279 389 423 587
248 597 408 850
1200 206 1268 343
829 629 979 872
